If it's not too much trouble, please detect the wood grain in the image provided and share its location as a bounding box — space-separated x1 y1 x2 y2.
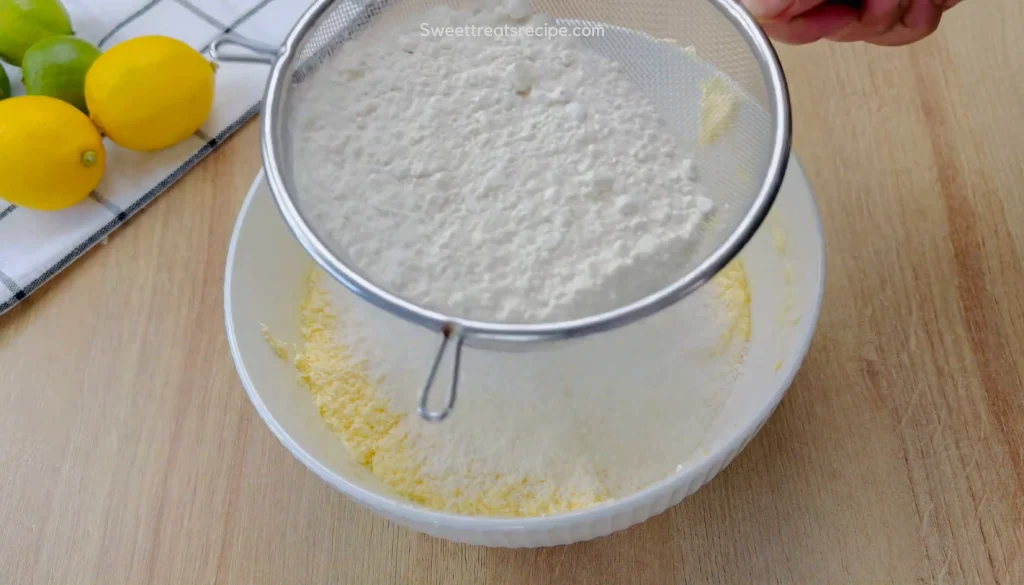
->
2 0 1023 581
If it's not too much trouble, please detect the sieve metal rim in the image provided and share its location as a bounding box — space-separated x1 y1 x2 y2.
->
223 0 790 421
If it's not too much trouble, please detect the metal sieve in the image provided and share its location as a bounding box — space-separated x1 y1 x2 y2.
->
211 0 790 423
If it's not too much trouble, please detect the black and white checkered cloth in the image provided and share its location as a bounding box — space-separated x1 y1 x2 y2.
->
0 0 313 316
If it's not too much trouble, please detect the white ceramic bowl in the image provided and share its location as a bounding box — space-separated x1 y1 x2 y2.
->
224 154 825 548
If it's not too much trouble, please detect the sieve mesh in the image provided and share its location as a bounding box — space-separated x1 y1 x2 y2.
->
261 0 788 336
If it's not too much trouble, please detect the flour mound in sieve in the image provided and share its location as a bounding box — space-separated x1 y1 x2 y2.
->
292 3 713 323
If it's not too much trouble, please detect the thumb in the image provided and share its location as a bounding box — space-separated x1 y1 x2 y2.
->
761 2 861 43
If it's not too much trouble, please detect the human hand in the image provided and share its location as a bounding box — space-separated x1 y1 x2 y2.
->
742 0 961 46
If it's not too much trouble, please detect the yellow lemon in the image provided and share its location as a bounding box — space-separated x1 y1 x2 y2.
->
0 95 105 211
85 35 215 152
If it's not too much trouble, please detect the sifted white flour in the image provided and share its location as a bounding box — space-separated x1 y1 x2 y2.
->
293 3 713 323
298 262 749 515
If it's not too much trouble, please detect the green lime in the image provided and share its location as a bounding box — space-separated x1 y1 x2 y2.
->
0 0 73 66
0 66 10 100
22 35 99 112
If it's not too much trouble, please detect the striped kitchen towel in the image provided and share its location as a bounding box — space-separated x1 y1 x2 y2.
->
0 0 314 316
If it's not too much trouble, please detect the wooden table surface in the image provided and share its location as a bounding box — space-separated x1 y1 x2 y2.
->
2 1 1023 582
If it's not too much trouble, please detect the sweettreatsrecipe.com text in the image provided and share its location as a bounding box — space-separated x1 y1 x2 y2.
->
420 23 606 39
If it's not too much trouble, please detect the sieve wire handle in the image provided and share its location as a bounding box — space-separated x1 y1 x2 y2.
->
209 33 280 65
417 327 464 422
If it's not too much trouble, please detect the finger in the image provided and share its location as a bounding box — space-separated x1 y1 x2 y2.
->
761 2 860 44
828 0 908 41
742 0 830 21
867 0 942 45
